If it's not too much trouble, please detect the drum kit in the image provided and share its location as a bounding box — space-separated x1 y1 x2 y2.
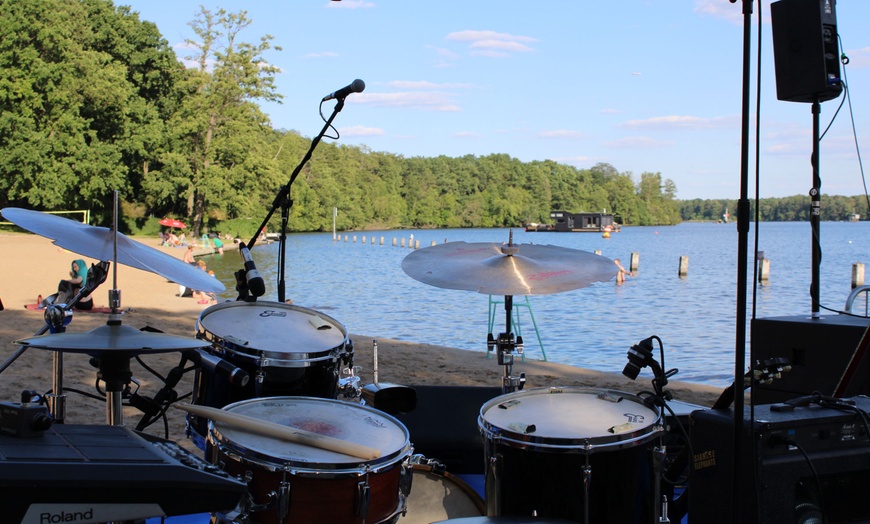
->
1 206 681 524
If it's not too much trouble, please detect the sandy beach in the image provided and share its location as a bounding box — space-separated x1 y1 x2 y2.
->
0 232 724 450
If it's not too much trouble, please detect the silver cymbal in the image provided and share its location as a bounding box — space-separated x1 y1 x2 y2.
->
1 207 225 293
401 241 617 295
15 322 209 355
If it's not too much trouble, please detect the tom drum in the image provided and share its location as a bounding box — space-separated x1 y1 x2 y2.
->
190 301 353 446
478 387 664 523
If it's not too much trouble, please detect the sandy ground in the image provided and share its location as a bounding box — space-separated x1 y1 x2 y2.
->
0 232 724 451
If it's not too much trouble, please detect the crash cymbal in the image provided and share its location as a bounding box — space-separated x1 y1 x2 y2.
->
401 241 617 296
1 207 224 293
15 322 209 356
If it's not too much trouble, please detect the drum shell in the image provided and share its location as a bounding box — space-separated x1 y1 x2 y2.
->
209 397 412 524
478 387 663 523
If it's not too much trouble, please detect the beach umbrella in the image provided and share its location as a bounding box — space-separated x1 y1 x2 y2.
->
159 218 187 229
0 208 224 293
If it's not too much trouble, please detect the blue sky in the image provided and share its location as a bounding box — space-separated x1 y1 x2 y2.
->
121 0 869 201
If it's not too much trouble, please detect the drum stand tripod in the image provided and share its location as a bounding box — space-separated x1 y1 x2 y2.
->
487 294 526 394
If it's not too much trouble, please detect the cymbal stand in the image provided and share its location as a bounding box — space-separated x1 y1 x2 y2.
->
487 294 526 394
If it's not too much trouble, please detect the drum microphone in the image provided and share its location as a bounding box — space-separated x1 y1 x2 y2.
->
322 79 365 101
186 349 250 388
239 242 266 297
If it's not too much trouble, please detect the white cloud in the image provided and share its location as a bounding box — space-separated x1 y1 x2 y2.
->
355 92 461 112
387 80 477 90
847 46 870 68
602 136 676 148
325 0 374 9
339 125 385 137
621 115 739 130
303 51 340 59
446 30 537 57
454 131 481 138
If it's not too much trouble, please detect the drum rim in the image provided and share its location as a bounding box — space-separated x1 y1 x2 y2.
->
197 301 349 362
210 396 412 472
478 386 662 452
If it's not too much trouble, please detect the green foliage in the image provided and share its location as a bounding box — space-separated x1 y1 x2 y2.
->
679 195 870 222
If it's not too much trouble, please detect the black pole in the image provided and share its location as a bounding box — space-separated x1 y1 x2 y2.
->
811 98 822 318
732 0 754 521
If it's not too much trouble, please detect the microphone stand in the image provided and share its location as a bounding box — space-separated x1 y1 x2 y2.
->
241 98 349 304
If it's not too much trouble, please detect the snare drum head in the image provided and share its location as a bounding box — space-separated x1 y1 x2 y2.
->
211 397 410 470
479 387 659 449
198 301 347 358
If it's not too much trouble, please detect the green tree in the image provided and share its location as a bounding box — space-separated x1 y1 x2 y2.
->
0 0 178 222
151 7 282 236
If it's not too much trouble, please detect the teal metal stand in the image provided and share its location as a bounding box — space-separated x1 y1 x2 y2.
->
487 295 547 361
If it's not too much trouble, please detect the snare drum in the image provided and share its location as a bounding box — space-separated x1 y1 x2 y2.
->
190 302 353 445
478 387 663 523
209 397 412 524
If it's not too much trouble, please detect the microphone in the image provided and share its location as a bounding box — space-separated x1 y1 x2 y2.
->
322 79 366 101
239 242 266 297
185 349 249 388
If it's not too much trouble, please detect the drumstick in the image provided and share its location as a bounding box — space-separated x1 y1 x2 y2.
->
175 404 381 460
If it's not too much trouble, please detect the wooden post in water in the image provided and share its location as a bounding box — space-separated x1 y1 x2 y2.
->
758 259 770 283
853 263 865 288
678 256 689 277
392 237 397 247
594 250 602 256
415 239 420 249
431 240 436 247
380 236 385 246
401 238 406 248
353 235 357 243
630 252 639 272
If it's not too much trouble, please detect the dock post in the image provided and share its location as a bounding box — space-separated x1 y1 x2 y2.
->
392 237 397 247
630 252 640 272
594 250 602 256
853 263 865 288
678 256 689 277
758 259 771 283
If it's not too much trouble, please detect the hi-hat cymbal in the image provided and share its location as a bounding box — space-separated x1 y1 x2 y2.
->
401 241 617 296
1 207 224 293
15 322 209 356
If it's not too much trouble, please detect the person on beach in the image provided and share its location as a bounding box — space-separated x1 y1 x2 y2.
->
614 258 633 284
41 259 93 310
183 245 196 265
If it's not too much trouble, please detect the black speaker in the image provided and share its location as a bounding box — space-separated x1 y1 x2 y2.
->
771 0 843 103
689 399 870 523
751 315 870 404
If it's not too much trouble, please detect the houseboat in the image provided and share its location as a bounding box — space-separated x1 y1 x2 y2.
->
541 210 620 232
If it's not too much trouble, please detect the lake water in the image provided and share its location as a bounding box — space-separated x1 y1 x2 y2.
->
200 221 870 388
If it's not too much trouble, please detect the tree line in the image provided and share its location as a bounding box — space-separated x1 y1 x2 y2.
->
680 194 870 223
0 1 863 239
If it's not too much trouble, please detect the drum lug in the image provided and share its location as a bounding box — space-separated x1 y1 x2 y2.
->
355 475 371 521
273 481 291 523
